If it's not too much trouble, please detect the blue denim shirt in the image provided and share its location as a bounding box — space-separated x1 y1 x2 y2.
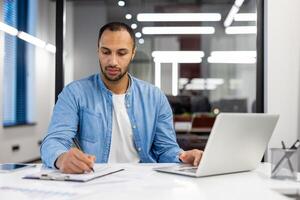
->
41 74 182 168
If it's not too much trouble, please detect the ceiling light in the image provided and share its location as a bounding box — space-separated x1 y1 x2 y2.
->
138 38 144 44
225 26 257 34
0 22 18 36
210 51 256 57
224 6 239 27
152 51 205 58
207 56 256 64
154 57 202 63
208 51 256 64
179 78 189 86
118 1 125 7
45 43 56 53
142 26 215 35
131 23 137 29
18 31 46 48
224 0 245 27
234 13 257 21
191 78 224 85
185 83 217 90
135 32 142 38
0 21 55 53
152 51 204 63
125 14 132 19
137 13 221 22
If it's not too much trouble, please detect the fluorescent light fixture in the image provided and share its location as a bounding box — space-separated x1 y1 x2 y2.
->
0 21 55 53
0 22 18 36
207 56 256 64
210 51 256 57
142 26 215 35
152 51 204 63
137 13 221 22
125 14 132 19
118 0 125 7
207 78 224 85
135 32 142 38
153 51 205 90
18 31 46 48
138 38 144 44
208 51 256 64
185 83 217 90
172 62 178 96
234 13 257 21
224 6 239 27
154 57 202 63
191 78 224 85
131 23 137 29
45 43 56 53
225 26 257 34
179 78 189 86
223 0 245 27
152 51 205 58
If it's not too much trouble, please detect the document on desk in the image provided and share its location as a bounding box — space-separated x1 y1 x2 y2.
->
23 166 124 182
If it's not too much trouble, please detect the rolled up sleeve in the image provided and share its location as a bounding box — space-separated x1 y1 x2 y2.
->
152 91 182 163
40 84 80 168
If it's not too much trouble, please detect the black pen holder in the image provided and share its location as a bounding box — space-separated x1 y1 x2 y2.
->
271 148 298 180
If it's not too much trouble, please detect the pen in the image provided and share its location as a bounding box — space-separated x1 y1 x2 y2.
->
281 141 286 149
289 139 300 149
72 137 95 172
272 139 300 174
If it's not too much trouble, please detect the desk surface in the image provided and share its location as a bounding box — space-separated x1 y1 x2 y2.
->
0 163 298 200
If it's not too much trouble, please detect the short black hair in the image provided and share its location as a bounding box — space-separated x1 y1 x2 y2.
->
97 22 136 50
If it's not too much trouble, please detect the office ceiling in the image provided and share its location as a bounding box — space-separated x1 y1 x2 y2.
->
103 0 240 6
66 0 249 5
62 0 255 29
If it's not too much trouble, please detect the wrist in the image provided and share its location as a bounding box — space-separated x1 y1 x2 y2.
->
54 152 65 169
178 149 185 162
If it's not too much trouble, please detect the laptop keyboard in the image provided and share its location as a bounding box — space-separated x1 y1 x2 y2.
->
178 167 198 173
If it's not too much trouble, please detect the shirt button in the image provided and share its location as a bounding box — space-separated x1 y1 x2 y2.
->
127 104 130 107
138 147 142 151
132 125 136 129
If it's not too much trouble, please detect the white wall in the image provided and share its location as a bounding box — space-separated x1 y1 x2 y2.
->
266 0 300 154
72 1 107 81
0 0 55 163
64 1 74 85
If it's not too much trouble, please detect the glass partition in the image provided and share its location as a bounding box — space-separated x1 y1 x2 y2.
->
64 0 259 150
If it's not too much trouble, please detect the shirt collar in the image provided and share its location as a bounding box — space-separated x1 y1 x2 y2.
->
97 73 134 96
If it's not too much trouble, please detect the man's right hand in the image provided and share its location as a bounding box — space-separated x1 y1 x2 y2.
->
55 148 96 174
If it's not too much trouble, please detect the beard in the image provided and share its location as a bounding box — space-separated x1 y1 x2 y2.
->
99 62 129 82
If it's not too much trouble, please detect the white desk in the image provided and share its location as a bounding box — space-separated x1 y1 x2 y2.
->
0 163 299 200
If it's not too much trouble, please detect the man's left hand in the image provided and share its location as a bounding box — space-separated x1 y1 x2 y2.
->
179 149 203 166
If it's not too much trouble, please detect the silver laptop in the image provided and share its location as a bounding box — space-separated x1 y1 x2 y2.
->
154 113 279 177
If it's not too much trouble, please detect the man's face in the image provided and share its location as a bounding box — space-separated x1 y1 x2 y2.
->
98 29 135 82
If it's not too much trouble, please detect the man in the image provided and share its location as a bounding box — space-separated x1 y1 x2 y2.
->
41 22 202 174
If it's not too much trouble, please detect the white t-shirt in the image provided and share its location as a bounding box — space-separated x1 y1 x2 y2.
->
108 94 140 163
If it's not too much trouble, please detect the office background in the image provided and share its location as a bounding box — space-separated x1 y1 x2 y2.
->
0 0 299 163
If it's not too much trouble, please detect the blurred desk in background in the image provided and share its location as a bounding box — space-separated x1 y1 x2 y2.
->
174 113 215 150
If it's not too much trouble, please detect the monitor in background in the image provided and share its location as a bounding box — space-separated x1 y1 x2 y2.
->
167 95 191 114
218 98 248 113
191 96 211 113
